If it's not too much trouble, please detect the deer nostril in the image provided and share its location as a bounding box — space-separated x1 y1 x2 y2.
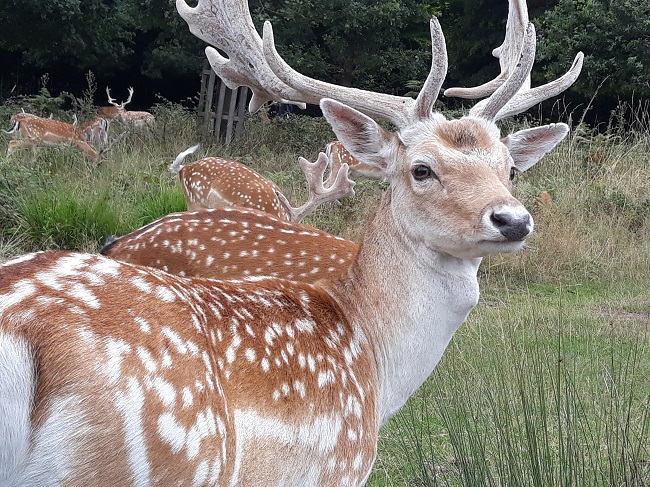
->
490 211 531 241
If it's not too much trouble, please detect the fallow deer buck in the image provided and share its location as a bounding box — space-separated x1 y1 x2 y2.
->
0 0 582 484
105 86 156 127
170 144 355 221
4 112 106 165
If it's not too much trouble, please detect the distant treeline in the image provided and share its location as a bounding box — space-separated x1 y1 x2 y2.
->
1 0 648 125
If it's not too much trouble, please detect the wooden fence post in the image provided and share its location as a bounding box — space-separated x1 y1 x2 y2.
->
197 60 250 144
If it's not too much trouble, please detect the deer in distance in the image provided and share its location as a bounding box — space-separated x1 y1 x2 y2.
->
325 140 384 180
169 144 355 221
0 0 582 485
103 86 156 127
4 112 106 165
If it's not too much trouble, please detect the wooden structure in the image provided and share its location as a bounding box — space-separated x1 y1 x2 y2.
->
197 60 250 144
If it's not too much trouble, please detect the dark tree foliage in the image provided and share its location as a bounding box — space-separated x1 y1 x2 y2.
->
0 0 647 123
251 0 444 96
537 0 650 100
0 0 204 104
0 0 136 72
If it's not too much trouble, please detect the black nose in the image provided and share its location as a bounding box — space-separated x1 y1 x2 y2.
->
490 211 531 241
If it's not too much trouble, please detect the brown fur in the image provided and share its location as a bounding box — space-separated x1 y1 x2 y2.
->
1 251 377 485
101 207 358 283
6 113 103 165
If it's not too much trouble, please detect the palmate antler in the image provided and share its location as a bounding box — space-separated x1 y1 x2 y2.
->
275 152 356 223
176 0 447 127
444 0 584 121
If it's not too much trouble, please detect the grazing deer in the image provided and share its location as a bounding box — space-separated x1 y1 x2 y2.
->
170 145 355 221
101 206 359 282
5 112 106 165
105 86 156 127
0 0 582 485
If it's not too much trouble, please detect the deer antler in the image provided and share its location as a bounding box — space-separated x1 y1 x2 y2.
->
178 0 581 126
106 86 134 110
444 0 583 121
275 152 356 223
176 0 447 127
124 87 134 108
106 87 119 108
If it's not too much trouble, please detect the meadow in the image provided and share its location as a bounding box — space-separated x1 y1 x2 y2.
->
0 96 648 486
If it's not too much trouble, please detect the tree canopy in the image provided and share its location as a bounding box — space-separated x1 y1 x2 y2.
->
0 0 647 122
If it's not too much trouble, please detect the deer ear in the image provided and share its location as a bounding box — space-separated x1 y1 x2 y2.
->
502 123 569 172
320 98 396 175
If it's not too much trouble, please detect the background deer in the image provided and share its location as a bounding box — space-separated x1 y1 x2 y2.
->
0 0 582 485
169 144 355 221
80 117 110 146
105 86 156 127
4 112 105 165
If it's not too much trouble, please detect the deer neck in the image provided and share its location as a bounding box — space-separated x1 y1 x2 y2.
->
327 192 482 425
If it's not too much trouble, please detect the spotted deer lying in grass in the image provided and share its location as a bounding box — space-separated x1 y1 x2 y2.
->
325 140 384 180
104 86 156 127
0 0 582 484
169 145 355 221
101 206 359 282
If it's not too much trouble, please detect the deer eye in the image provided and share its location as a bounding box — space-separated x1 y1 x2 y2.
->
509 167 519 181
412 164 437 181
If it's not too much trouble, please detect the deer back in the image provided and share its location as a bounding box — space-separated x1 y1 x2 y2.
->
101 207 358 283
176 156 292 219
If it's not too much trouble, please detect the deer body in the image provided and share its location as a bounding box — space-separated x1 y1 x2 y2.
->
170 145 291 218
101 207 358 283
6 113 104 165
170 145 355 222
325 141 384 180
0 251 381 486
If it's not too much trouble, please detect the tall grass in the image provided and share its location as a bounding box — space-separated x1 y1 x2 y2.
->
0 96 648 486
371 282 649 486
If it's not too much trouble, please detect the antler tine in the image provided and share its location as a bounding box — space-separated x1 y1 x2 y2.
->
263 20 448 127
444 0 529 100
106 87 118 107
276 152 356 223
123 87 134 108
176 0 308 112
413 17 448 119
447 0 583 121
470 22 536 122
487 52 584 120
